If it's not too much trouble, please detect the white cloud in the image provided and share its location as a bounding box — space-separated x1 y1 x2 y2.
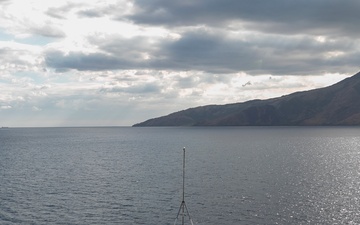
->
32 106 42 111
0 0 358 126
0 105 12 110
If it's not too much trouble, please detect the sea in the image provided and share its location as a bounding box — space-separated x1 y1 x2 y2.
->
1 127 360 225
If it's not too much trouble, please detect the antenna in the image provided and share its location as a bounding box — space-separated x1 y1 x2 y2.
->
174 147 194 225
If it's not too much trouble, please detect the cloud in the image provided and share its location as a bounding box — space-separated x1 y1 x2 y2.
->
0 41 43 71
46 2 85 20
30 24 66 38
0 0 359 127
242 81 251 87
157 29 261 73
3 0 357 76
101 82 161 94
77 9 103 18
0 105 12 110
129 0 360 36
45 50 134 72
44 27 360 76
77 1 131 19
32 106 42 111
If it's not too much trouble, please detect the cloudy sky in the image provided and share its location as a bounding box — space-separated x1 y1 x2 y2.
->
0 0 359 127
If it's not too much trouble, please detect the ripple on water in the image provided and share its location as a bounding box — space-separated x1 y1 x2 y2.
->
1 127 360 224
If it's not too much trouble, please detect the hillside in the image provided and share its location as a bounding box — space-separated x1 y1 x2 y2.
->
133 72 360 126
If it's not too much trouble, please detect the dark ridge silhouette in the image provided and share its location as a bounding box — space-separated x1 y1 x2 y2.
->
133 71 360 126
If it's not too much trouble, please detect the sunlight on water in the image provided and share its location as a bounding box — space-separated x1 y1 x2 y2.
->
1 127 360 224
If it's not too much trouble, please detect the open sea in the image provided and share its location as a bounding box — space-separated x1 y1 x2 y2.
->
1 127 360 224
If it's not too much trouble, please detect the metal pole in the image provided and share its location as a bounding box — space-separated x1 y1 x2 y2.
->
174 147 194 225
182 147 185 225
183 147 186 202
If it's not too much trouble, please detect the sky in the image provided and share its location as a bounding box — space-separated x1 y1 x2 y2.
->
0 0 359 127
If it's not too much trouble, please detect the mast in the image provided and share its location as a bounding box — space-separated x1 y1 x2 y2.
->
174 147 194 225
182 146 185 206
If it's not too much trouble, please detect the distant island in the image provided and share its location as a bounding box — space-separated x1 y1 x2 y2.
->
133 71 360 126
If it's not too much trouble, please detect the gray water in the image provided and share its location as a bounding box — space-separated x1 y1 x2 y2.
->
1 127 360 224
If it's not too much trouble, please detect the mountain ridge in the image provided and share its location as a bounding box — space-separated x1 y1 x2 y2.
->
133 72 360 126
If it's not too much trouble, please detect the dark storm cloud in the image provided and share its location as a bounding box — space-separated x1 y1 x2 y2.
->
129 0 360 36
175 76 198 89
45 28 359 75
89 35 158 60
45 50 135 72
155 30 260 73
41 0 360 75
45 34 160 72
157 30 358 74
45 30 259 73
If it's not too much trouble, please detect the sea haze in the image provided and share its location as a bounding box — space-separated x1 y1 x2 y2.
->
1 127 360 224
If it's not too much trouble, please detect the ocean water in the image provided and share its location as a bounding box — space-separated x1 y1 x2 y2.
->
1 127 360 224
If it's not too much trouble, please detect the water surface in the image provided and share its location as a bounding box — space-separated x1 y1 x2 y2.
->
1 127 360 224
